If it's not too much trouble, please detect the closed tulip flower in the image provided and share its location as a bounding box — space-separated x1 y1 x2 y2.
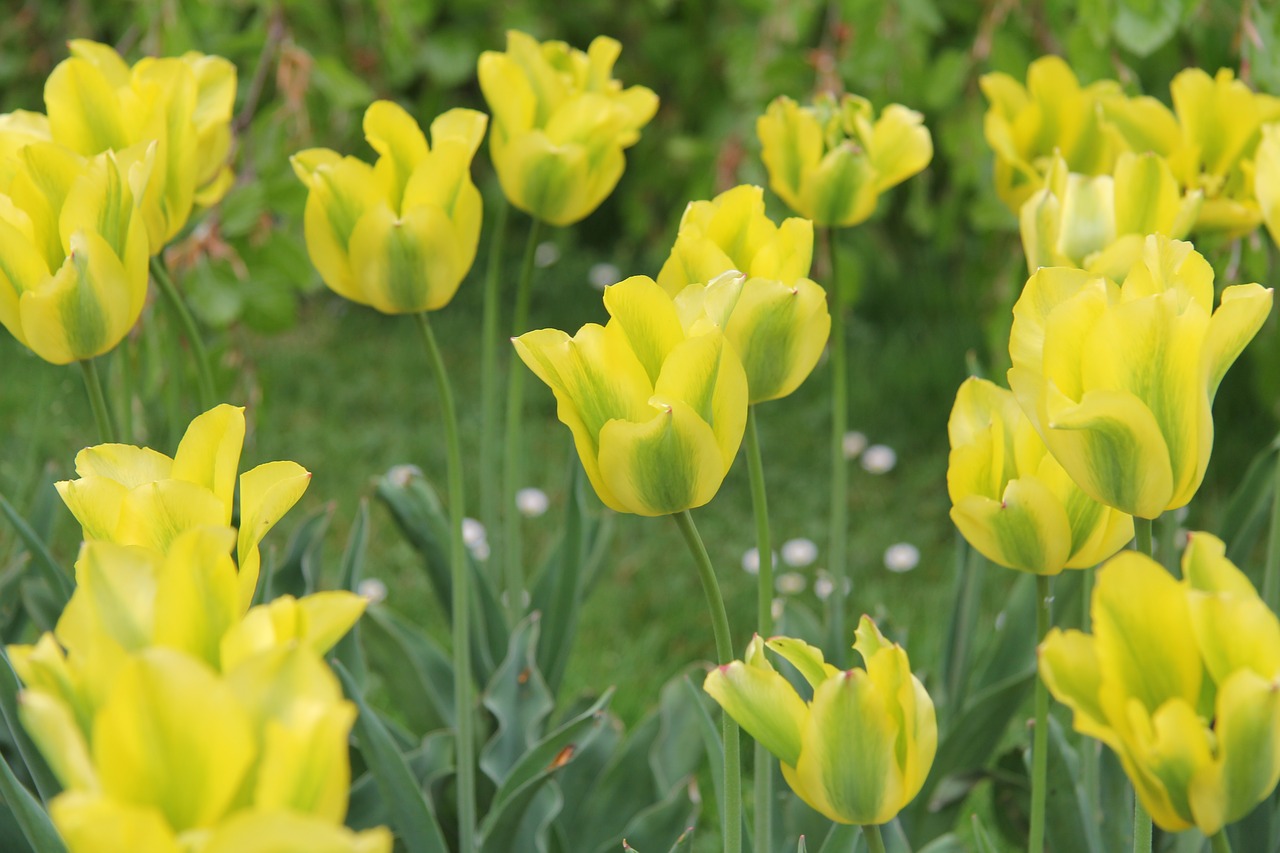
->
704 617 936 826
479 30 658 226
757 92 932 228
1040 534 1280 835
1021 152 1201 280
292 101 487 314
55 404 311 608
0 141 151 364
513 275 747 516
1008 235 1272 518
947 377 1132 574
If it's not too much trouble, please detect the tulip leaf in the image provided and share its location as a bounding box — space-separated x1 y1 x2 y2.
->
612 779 698 853
666 826 696 851
361 605 455 734
970 814 1000 853
940 538 986 716
260 502 331 603
480 614 555 786
530 458 591 693
816 824 859 853
1041 715 1103 853
916 835 967 852
0 750 63 853
333 660 449 853
332 499 369 690
0 492 73 608
1221 437 1279 570
0 652 59 805
796 837 807 853
347 730 455 832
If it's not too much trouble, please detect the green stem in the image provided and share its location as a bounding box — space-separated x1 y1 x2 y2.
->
1080 567 1099 833
1211 831 1234 853
744 407 773 853
1029 574 1052 853
413 311 475 853
78 358 117 443
479 200 510 584
118 337 134 442
1157 512 1180 576
150 256 216 410
1134 517 1153 558
825 227 849 665
1263 441 1280 614
501 217 543 619
862 824 888 853
1133 515 1155 853
673 510 740 853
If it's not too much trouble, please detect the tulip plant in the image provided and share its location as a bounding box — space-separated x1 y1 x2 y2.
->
2 19 1280 853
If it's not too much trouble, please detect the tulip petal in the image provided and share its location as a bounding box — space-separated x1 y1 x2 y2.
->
724 277 830 404
18 689 97 790
703 660 806 767
237 461 311 611
364 100 430 211
1202 284 1273 404
950 475 1072 574
348 202 462 313
751 217 814 284
1038 628 1118 749
654 332 747 471
765 636 839 689
868 104 932 192
201 810 393 853
64 540 159 653
115 479 226 552
45 57 127 155
1183 534 1280 684
171 404 246 525
51 792 181 853
598 398 724 516
300 156 379 304
1199 669 1280 832
758 97 822 213
1127 698 1213 833
602 275 686 386
152 526 240 667
1113 152 1183 237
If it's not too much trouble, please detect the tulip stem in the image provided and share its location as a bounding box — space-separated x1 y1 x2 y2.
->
501 216 543 620
413 311 476 853
824 227 849 666
673 510 741 853
479 199 510 586
1263 438 1280 614
150 256 217 411
862 825 888 853
1029 573 1052 853
1080 567 1099 833
744 406 773 853
1211 831 1234 853
1131 516 1154 853
1134 517 1153 558
78 358 117 443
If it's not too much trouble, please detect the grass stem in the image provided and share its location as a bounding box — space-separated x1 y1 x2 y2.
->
150 256 216 411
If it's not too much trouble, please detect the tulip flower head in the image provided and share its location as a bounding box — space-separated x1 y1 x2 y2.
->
514 275 747 516
479 30 658 226
55 404 311 608
292 101 487 314
1007 235 1273 518
704 617 936 825
1020 152 1201 279
1040 534 1280 835
1254 122 1280 249
757 92 932 228
947 377 1133 574
0 140 151 364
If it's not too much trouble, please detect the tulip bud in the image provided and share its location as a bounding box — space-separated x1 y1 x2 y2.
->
292 101 487 314
947 377 1133 574
757 93 931 227
478 30 658 226
704 617 936 825
514 275 747 516
1008 235 1272 518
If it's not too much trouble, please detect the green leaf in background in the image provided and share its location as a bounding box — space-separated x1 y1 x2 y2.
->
333 499 370 690
0 746 62 853
260 502 332 603
0 493 72 608
347 731 455 833
480 614 555 786
0 653 58 806
362 605 456 733
1111 0 1181 56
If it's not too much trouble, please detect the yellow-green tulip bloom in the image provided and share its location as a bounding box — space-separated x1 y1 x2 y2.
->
704 617 936 825
1007 235 1272 518
947 377 1132 574
757 93 932 227
657 184 814 295
1040 534 1280 835
0 141 151 364
514 275 747 516
35 39 237 246
1254 122 1280 248
292 101 487 314
1021 152 1201 280
55 404 311 608
478 30 658 226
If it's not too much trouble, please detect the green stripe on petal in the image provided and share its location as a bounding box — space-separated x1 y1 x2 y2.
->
598 398 723 516
703 660 806 767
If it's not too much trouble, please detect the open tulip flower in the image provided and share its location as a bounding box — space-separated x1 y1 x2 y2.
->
12 39 239 246
479 30 658 226
1254 122 1280 248
1040 534 1280 835
291 101 487 314
0 140 151 364
1021 152 1201 280
704 616 936 826
947 377 1133 574
1007 235 1272 519
757 92 932 228
514 274 747 516
55 404 311 609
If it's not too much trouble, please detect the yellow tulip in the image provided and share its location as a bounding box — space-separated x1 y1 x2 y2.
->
980 55 1125 213
1007 235 1272 518
1020 152 1201 280
514 275 747 516
1254 123 1280 248
34 39 238 246
947 377 1132 574
292 101 487 314
0 141 151 364
55 404 311 608
478 30 658 226
704 617 936 825
757 92 932 227
1040 534 1280 835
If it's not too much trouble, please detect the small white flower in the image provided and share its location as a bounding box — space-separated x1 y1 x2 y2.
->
470 540 491 561
534 241 561 268
771 598 785 622
741 547 760 575
842 431 868 460
387 464 422 487
357 578 388 604
861 444 897 474
814 573 835 601
781 537 818 568
883 542 920 573
776 572 807 595
589 262 621 290
995 610 1008 631
462 518 487 549
515 487 550 518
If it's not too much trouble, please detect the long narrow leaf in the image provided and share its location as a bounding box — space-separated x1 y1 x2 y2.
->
0 751 63 853
0 494 72 606
0 652 59 804
333 500 369 689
